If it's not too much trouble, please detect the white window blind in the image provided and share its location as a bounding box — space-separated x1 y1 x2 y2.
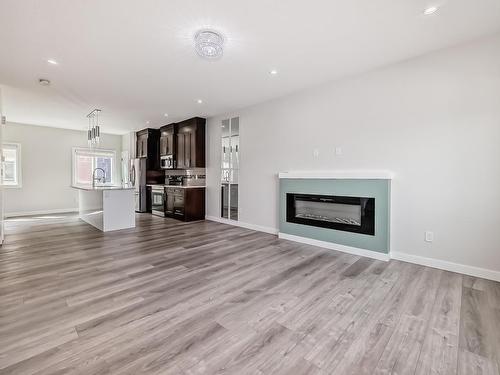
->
72 148 115 187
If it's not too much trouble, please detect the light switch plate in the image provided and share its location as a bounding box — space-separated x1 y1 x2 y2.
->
335 147 342 156
313 149 320 157
425 231 434 242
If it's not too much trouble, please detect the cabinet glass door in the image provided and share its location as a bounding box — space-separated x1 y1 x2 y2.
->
220 117 239 220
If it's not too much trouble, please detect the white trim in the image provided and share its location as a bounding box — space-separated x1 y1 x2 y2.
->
278 170 394 179
206 216 500 282
391 251 500 283
205 215 278 235
5 208 78 218
278 232 390 261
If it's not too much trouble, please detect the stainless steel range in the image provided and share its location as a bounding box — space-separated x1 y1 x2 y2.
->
150 185 166 217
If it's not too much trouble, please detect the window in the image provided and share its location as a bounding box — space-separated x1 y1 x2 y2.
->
2 143 22 188
220 117 239 220
72 148 115 187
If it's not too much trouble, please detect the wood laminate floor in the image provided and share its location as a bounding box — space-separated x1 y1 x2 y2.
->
1 214 499 374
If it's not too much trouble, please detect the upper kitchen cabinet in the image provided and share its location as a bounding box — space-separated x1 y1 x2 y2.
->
136 132 147 158
159 124 176 157
136 128 160 170
176 117 206 169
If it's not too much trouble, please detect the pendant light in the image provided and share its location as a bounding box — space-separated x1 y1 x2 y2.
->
86 109 101 148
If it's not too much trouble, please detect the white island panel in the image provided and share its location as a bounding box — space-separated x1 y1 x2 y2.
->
79 189 104 230
102 189 135 231
75 186 135 232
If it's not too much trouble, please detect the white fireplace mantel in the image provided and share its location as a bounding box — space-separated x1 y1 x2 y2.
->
278 170 394 180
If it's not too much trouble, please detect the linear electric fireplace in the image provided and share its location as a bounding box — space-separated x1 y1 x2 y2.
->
286 193 375 235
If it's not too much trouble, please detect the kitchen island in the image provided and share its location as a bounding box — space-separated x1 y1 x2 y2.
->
72 185 135 232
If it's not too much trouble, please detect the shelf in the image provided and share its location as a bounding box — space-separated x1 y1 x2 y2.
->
278 170 394 180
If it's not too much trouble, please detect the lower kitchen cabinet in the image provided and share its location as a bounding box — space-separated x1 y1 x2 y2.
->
165 187 205 222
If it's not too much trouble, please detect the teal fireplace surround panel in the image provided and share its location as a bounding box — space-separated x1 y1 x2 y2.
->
279 179 390 254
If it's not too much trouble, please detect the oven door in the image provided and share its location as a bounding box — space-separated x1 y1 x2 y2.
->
151 188 165 216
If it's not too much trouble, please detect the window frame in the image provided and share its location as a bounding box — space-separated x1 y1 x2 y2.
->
2 142 22 189
72 147 116 187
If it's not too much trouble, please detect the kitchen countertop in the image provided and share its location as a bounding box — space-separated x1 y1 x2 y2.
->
146 184 206 189
72 185 135 191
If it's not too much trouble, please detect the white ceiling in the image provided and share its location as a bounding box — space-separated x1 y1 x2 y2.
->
1 0 499 135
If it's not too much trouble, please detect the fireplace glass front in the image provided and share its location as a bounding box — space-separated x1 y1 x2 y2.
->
286 193 375 235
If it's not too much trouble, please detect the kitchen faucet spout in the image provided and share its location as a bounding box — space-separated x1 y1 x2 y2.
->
92 168 106 188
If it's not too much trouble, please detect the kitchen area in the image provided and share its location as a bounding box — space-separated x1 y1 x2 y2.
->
131 117 206 221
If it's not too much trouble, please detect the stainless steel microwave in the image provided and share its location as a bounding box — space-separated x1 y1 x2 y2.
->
160 155 175 169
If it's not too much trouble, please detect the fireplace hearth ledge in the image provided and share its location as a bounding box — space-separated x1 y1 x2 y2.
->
278 170 394 179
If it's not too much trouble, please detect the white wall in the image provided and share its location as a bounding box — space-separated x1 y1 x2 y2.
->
3 122 122 215
0 86 4 242
206 33 500 274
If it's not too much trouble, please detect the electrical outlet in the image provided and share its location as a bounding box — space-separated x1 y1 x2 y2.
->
425 231 434 242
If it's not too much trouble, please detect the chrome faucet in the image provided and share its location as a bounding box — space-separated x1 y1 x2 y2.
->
92 168 106 188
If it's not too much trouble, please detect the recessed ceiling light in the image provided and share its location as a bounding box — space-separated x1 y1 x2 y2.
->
146 121 150 124
47 59 58 65
194 29 224 60
197 99 203 104
423 6 438 15
270 69 278 75
164 113 169 117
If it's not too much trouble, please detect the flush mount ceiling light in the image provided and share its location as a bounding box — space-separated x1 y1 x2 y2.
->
38 78 51 86
47 59 58 65
270 69 278 75
194 29 224 60
164 113 169 117
424 6 438 15
197 99 203 104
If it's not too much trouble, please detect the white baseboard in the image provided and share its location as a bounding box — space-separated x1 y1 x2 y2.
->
4 209 499 281
222 217 500 280
391 251 500 282
5 208 79 218
205 216 278 235
204 216 500 281
278 232 390 262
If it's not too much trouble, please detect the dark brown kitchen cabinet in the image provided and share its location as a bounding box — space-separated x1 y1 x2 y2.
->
136 128 160 170
165 190 175 216
159 124 176 156
165 187 205 221
173 194 185 218
137 133 147 158
176 118 205 169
